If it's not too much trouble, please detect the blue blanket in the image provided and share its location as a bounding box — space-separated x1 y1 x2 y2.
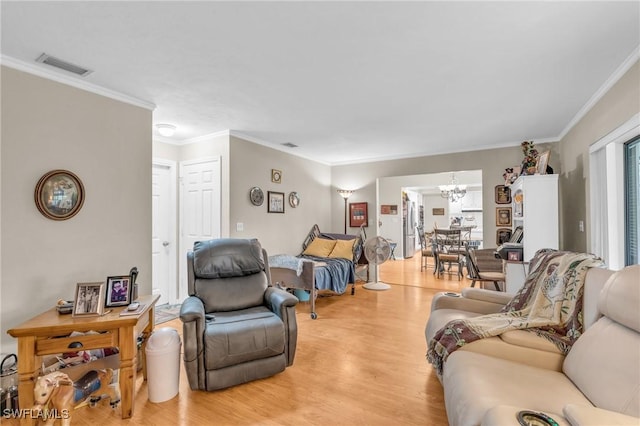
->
300 255 355 294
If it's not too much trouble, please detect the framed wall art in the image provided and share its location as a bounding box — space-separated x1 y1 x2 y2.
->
34 169 85 220
349 202 368 227
268 191 285 213
496 228 513 245
73 282 105 317
494 185 512 204
271 169 282 184
536 150 550 175
432 208 445 216
380 204 398 215
105 275 132 307
496 207 513 227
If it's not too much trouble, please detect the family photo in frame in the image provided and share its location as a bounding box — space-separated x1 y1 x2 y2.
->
105 275 132 307
73 282 105 316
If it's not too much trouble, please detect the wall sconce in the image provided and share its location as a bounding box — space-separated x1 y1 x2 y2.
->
155 123 177 137
337 189 354 234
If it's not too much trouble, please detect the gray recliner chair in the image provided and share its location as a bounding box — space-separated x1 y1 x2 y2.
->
179 238 298 391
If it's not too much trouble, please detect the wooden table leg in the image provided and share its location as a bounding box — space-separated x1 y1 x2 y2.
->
118 325 136 419
16 336 37 426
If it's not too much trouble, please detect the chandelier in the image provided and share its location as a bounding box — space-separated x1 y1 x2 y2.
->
439 174 467 202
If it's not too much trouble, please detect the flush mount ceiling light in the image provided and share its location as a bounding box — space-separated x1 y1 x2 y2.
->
155 124 177 137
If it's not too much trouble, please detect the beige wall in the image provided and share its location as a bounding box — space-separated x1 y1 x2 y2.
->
229 136 332 255
1 67 152 353
559 61 640 252
332 142 560 247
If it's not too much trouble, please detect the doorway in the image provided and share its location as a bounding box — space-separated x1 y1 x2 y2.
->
377 170 483 258
152 159 177 305
178 157 222 300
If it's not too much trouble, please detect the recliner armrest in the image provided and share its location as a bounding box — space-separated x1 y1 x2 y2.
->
563 404 640 426
265 287 299 366
180 296 205 323
179 296 206 390
461 287 513 305
265 287 298 317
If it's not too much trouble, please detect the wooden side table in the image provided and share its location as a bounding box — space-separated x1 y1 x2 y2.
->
7 294 160 425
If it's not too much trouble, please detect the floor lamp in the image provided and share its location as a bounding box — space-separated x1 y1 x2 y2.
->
337 189 353 234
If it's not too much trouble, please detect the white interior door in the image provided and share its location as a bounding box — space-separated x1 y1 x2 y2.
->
152 160 176 305
179 157 221 300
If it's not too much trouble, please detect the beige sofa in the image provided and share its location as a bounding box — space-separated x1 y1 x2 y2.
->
426 267 614 371
427 264 640 426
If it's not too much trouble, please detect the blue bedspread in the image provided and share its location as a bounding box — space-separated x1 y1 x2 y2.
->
300 255 356 294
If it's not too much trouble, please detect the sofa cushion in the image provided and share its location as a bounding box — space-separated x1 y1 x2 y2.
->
499 330 561 353
597 264 640 332
204 306 285 370
563 265 640 418
443 351 592 426
563 317 640 418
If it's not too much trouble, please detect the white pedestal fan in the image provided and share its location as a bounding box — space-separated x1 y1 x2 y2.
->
362 236 392 291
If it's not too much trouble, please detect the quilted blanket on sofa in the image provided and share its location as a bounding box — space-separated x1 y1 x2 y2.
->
426 249 605 376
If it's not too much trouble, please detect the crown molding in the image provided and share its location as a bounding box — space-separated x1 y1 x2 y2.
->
558 46 640 141
1 55 156 111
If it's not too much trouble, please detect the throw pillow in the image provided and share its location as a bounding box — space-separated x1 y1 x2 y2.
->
329 239 356 260
303 238 337 258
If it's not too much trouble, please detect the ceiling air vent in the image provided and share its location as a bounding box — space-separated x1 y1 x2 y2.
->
281 142 298 148
35 53 93 77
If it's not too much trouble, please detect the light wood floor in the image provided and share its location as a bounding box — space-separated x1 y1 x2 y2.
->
13 255 472 426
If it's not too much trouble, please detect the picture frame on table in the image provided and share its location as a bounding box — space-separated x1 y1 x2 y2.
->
536 150 550 175
496 207 513 227
105 275 132 307
73 282 105 316
350 202 368 227
494 185 512 204
267 191 285 213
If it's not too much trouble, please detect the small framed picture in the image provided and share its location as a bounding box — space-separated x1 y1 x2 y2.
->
496 228 513 245
267 191 285 213
105 275 132 307
496 207 512 227
432 207 445 216
73 282 105 316
349 202 368 227
380 204 398 215
495 185 512 204
508 251 522 261
271 169 282 184
536 150 550 175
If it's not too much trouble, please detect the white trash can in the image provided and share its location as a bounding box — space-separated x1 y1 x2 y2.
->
145 327 181 403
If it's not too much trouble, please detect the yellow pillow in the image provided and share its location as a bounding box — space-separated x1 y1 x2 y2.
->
303 238 337 258
328 239 356 260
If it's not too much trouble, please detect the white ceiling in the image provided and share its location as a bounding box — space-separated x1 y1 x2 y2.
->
2 1 638 165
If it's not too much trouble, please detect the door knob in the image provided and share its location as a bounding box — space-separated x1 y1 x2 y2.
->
162 241 170 247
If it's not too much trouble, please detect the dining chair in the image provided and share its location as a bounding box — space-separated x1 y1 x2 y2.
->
433 228 463 280
464 245 505 291
417 226 435 271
